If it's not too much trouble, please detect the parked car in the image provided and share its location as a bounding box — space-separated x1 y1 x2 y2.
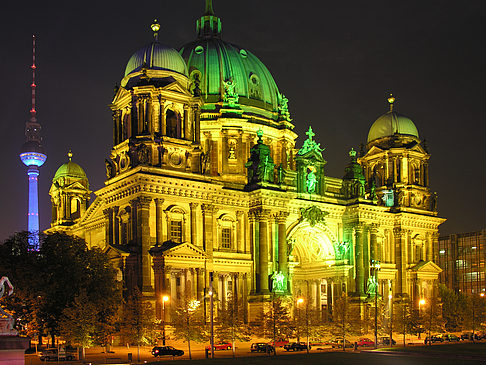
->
461 332 481 341
251 343 275 353
151 346 184 357
206 341 232 350
357 338 375 347
442 334 460 342
39 348 75 361
268 339 289 347
330 339 353 349
425 335 444 344
378 337 396 346
284 342 310 351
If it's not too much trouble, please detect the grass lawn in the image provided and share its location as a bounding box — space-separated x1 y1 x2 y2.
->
146 348 485 365
385 342 486 357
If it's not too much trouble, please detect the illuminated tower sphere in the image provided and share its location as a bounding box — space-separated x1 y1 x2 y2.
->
19 35 47 249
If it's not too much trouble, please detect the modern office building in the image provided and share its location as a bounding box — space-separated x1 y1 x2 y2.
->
439 230 486 295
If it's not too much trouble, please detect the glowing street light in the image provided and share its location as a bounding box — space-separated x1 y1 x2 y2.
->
162 295 169 345
418 298 426 340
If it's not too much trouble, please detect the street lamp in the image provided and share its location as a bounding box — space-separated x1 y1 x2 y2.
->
296 298 304 342
418 298 425 340
370 259 381 349
162 295 169 345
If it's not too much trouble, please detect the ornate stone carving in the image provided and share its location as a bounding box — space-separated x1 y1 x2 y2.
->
300 206 328 226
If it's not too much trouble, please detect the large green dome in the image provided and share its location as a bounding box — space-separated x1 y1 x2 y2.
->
367 110 419 143
179 3 283 121
180 38 280 115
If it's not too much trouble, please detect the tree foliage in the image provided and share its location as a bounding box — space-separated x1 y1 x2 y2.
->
170 295 207 359
439 284 468 331
330 294 364 349
0 232 121 345
216 295 251 357
118 289 157 346
253 295 294 342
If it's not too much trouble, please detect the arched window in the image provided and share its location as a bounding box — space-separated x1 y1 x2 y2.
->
165 206 186 243
166 109 181 138
217 214 236 250
71 198 80 219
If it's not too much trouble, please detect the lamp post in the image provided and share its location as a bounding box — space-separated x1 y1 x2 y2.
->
472 292 484 343
418 298 425 340
296 297 304 342
388 293 393 347
162 295 169 345
209 272 214 359
370 259 381 349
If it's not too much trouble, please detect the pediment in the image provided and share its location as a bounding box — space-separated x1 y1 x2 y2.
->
364 145 384 157
103 244 130 260
162 242 206 258
161 81 192 97
411 260 442 274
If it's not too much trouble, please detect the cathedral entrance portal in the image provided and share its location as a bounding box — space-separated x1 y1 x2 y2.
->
288 222 345 318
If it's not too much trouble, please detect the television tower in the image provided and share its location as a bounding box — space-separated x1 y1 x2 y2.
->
19 35 47 250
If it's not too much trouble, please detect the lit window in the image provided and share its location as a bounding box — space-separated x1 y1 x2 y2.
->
221 228 231 249
170 220 183 243
439 250 446 254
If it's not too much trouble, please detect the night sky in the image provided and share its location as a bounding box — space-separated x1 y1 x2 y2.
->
1 0 484 241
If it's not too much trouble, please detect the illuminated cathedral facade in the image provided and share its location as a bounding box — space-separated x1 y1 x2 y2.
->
48 1 445 321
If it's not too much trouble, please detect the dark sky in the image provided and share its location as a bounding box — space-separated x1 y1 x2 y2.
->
0 0 484 241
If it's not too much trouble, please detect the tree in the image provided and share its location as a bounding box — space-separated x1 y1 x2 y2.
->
464 293 486 340
252 294 294 354
439 284 468 332
59 291 97 359
216 295 251 358
118 289 157 361
0 232 121 346
170 295 207 359
330 293 364 350
392 299 414 346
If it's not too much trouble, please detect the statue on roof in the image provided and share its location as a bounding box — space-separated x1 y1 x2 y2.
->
297 126 324 156
223 78 239 107
277 92 292 122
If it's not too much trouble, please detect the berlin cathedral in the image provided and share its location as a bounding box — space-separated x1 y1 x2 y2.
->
47 0 445 321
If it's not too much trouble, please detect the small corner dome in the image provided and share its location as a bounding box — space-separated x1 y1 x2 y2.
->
53 161 87 182
367 110 419 143
124 42 188 77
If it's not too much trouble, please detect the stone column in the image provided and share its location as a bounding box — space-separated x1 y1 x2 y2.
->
180 270 186 298
213 272 220 301
256 209 270 294
355 224 365 295
370 223 378 261
155 198 164 245
236 211 244 253
201 204 215 260
138 196 153 292
190 203 199 247
196 268 205 301
432 232 439 262
113 206 120 245
103 208 113 246
315 280 322 313
170 272 177 306
310 280 317 309
183 104 189 140
130 199 138 243
193 106 200 144
150 248 165 320
394 228 407 294
276 212 289 288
